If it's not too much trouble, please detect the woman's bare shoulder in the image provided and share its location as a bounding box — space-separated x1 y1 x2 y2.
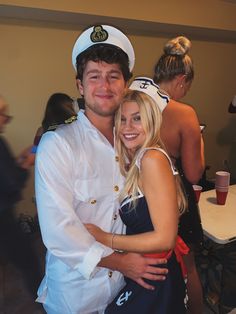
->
168 99 196 114
140 149 169 171
166 100 198 124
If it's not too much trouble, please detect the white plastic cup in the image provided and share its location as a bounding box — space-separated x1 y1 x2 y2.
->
215 171 230 188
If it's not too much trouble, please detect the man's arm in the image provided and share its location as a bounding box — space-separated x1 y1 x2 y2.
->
35 131 113 279
99 251 168 290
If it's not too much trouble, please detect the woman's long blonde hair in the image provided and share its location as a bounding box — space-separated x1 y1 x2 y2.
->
115 89 187 214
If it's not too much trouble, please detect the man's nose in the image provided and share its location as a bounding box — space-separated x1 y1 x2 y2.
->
100 76 110 88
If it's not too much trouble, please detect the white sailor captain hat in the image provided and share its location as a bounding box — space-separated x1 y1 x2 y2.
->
129 77 169 112
72 24 135 71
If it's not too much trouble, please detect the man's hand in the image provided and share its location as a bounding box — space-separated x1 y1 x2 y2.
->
100 252 168 290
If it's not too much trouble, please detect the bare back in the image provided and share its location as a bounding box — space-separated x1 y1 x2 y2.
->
160 99 205 184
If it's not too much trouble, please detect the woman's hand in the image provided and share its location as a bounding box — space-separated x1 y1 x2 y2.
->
85 223 111 247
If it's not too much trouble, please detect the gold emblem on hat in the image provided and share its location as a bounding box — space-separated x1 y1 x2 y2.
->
90 25 108 43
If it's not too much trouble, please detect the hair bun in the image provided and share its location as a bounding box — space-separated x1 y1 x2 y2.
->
164 36 191 56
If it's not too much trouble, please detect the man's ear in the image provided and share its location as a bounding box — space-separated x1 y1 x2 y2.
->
76 79 84 96
124 81 129 93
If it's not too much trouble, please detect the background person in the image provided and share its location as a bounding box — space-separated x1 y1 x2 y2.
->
41 92 77 132
0 94 42 300
35 24 168 314
153 36 205 314
33 92 77 154
20 92 77 168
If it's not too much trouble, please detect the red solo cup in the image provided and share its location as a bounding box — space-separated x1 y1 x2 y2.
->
215 187 228 205
192 185 203 203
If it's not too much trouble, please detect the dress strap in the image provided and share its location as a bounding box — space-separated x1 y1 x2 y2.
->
120 192 143 208
135 147 179 175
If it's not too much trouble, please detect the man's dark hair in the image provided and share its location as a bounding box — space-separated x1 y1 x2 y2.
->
76 44 132 82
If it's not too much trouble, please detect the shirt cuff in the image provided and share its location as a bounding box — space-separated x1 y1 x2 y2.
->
76 241 113 280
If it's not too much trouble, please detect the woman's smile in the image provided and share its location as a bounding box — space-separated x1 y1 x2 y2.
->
119 101 146 151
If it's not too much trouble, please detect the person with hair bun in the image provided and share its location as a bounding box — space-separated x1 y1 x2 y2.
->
153 36 205 314
154 36 194 100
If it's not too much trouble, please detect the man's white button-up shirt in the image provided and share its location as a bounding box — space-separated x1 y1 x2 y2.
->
35 111 125 313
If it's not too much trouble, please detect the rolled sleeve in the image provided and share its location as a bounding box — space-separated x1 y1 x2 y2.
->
77 242 113 279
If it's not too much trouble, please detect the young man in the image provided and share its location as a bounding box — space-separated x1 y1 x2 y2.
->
35 25 167 314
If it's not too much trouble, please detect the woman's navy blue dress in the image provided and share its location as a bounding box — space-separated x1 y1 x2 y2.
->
105 195 187 314
175 158 204 247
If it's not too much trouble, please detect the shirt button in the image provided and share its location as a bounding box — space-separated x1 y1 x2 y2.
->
90 199 97 204
108 271 113 278
115 156 119 162
114 185 119 192
114 214 118 220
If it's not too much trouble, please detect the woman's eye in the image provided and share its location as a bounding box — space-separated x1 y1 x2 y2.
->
133 115 141 122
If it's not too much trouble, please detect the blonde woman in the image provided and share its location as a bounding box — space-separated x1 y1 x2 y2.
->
86 87 189 313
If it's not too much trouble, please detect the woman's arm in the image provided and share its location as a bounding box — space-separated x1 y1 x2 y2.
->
86 150 179 253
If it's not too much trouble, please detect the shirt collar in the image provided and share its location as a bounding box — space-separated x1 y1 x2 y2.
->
77 110 115 148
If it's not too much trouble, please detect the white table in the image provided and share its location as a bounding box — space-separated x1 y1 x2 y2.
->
198 184 236 244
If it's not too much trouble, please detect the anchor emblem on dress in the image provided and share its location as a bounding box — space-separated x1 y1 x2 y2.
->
116 291 133 306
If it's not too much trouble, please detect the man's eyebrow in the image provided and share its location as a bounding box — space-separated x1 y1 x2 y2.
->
109 69 122 74
86 69 100 75
86 69 122 75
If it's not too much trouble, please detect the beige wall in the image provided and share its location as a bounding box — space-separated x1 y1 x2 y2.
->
0 2 236 216
1 0 236 31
